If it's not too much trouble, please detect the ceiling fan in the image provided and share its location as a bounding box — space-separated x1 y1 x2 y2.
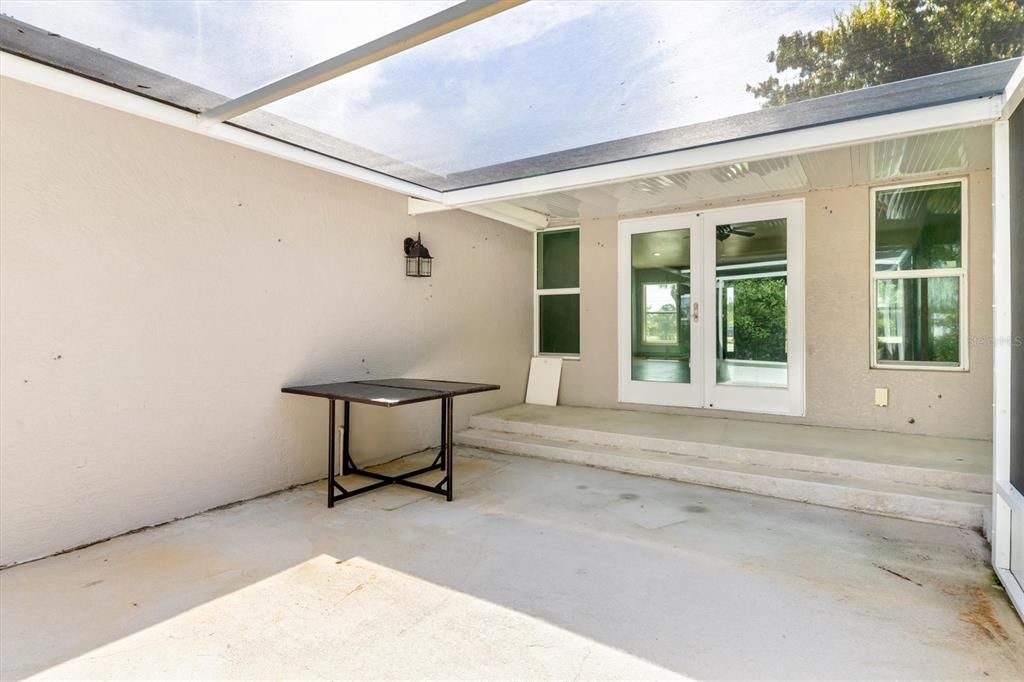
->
716 224 755 241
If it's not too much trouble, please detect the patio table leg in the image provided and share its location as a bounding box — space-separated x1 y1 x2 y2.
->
432 398 447 470
341 400 352 475
445 396 454 501
327 399 336 508
312 392 464 506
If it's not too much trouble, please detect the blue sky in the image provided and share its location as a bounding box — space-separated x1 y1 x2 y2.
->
3 1 853 175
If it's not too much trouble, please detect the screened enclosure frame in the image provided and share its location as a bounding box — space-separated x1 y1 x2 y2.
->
868 176 970 372
196 0 526 125
0 8 1017 211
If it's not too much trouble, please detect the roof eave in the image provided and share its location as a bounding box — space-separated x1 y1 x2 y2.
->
440 95 1004 208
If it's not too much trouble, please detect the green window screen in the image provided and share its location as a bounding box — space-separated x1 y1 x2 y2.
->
537 229 580 289
875 182 962 271
539 294 580 355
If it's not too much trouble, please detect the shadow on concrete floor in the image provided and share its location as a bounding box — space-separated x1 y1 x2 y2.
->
2 449 1022 679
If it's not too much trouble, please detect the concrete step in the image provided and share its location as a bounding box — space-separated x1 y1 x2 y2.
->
456 427 991 530
467 411 989 493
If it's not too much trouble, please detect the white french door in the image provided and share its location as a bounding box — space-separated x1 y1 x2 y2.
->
618 199 805 416
618 212 703 407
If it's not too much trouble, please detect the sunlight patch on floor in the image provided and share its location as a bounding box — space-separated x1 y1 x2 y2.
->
31 554 687 680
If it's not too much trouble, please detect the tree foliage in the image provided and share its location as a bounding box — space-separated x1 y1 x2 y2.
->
748 0 1024 106
730 277 788 362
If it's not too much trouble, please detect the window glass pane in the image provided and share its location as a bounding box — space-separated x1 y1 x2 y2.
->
538 294 580 355
875 182 962 271
631 229 691 383
643 283 678 345
715 219 788 388
537 229 579 290
876 277 960 364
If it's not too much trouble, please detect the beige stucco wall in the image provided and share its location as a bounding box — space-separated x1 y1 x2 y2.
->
0 78 532 566
560 172 993 441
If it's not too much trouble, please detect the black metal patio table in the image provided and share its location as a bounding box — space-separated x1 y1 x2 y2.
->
282 379 499 506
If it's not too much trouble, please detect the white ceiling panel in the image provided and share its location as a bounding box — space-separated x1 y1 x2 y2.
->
505 125 992 226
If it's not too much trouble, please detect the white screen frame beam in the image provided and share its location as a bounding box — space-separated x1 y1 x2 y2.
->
199 0 526 125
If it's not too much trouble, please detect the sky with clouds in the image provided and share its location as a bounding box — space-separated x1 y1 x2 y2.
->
3 1 855 176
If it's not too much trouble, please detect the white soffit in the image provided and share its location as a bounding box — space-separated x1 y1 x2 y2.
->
496 126 993 223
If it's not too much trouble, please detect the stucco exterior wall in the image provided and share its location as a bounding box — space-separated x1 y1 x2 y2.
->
559 172 993 441
0 78 532 566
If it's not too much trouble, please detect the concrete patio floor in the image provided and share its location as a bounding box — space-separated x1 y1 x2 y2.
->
2 449 1022 680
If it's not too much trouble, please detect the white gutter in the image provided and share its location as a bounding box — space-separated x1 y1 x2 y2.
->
0 52 444 202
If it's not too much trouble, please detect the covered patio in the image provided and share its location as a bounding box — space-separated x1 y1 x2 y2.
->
2 0 1024 678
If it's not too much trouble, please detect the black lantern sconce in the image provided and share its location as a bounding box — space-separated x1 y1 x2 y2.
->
403 232 433 277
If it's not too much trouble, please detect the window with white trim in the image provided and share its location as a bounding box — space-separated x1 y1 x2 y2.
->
871 179 967 370
535 227 580 357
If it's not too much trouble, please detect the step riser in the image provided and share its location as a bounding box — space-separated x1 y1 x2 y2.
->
468 416 988 493
457 431 984 530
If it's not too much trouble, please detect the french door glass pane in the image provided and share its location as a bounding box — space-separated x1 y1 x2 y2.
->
876 276 960 364
539 294 580 355
631 230 691 383
715 219 788 388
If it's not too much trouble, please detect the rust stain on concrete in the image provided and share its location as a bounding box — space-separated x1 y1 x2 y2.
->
959 586 1009 643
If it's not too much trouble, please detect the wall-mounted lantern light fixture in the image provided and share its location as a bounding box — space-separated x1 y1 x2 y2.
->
403 232 433 277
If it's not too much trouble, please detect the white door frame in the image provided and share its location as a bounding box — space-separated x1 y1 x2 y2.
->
701 199 806 417
618 212 704 408
617 198 806 417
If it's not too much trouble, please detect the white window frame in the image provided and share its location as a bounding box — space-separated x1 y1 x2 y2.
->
534 226 581 359
641 282 680 346
869 177 970 371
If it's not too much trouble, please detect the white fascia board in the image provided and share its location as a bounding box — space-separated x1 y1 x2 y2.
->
463 204 547 231
1 53 443 202
471 202 550 229
200 0 525 124
1002 58 1024 119
440 97 1003 207
408 197 452 215
408 197 546 231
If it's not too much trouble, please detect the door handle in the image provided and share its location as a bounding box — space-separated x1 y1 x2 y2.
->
692 302 699 323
